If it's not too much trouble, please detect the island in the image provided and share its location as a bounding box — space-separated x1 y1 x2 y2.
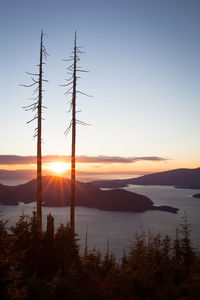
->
0 176 178 213
193 193 200 199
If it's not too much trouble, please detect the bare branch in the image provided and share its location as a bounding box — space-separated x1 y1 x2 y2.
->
64 120 73 135
77 91 92 97
76 69 89 72
27 116 38 124
63 58 73 62
64 86 73 95
19 82 37 88
25 71 39 76
32 78 39 84
67 63 75 70
60 81 73 87
22 103 37 109
67 103 73 113
28 97 38 101
76 119 91 126
66 76 74 82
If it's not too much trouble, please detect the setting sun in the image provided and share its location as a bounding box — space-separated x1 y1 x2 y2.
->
47 161 69 174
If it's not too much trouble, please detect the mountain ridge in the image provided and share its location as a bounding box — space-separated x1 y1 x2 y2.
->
92 167 200 189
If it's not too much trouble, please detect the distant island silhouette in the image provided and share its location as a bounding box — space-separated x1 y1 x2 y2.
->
0 176 178 213
193 193 200 199
92 167 200 189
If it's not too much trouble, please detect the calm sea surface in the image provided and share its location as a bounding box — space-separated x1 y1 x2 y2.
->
0 185 200 258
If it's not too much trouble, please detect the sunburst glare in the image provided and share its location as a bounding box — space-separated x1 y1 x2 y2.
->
46 161 69 174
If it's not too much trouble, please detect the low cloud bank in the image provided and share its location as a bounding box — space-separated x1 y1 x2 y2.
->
0 155 168 165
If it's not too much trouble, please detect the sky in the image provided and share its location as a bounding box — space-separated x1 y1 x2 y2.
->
0 0 200 181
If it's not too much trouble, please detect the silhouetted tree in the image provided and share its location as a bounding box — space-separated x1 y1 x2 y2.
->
179 212 194 274
62 32 90 232
0 220 10 298
1 214 200 299
45 213 54 243
21 31 48 231
39 214 55 278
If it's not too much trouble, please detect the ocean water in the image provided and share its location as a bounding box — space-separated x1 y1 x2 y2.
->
0 185 200 258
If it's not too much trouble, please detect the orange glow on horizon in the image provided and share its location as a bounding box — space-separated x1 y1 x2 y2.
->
0 156 199 178
45 161 69 174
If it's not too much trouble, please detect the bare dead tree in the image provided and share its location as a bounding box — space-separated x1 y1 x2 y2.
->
62 32 90 232
21 30 48 231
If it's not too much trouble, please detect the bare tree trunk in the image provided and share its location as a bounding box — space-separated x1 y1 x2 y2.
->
37 31 43 231
62 32 89 233
70 32 77 233
21 30 48 232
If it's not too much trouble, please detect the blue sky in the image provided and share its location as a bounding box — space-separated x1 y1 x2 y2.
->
0 0 200 175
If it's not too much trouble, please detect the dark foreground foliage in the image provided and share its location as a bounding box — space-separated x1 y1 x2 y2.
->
0 213 200 300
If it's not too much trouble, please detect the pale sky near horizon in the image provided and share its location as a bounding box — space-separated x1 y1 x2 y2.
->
0 0 200 176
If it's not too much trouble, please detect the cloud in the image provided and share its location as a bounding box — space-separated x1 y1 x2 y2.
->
0 155 36 165
78 156 167 163
134 156 167 162
0 155 168 165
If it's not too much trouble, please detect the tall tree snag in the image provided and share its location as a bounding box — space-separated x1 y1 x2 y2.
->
71 33 77 232
21 30 48 231
37 31 43 231
62 32 90 232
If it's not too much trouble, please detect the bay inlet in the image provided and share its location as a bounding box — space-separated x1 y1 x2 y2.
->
0 184 200 258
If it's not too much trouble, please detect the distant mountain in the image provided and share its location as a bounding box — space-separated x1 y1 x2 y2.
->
0 176 178 213
92 167 200 189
